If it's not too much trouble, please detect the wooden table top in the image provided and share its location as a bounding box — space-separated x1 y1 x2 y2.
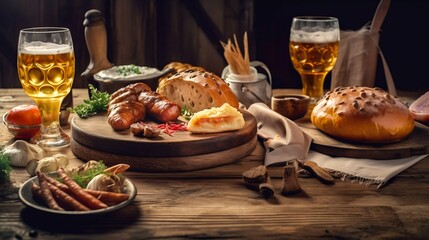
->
1 88 428 239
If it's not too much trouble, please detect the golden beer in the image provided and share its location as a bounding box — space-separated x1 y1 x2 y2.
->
289 16 340 111
18 43 74 136
18 27 74 149
289 40 339 102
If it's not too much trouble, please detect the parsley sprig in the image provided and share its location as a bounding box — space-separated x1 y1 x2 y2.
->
68 84 110 118
0 151 12 183
68 161 107 188
181 105 194 121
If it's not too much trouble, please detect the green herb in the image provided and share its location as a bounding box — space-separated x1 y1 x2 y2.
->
68 84 110 118
69 161 107 188
181 105 194 121
117 64 141 76
0 151 12 183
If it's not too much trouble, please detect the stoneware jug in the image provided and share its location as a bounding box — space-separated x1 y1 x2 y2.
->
222 61 272 108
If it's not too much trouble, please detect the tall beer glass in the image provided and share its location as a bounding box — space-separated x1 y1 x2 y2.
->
17 27 75 150
289 16 340 109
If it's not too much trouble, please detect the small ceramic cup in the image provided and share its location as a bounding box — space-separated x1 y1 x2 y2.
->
271 94 310 120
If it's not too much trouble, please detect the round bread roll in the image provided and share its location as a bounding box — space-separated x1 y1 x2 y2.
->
311 86 414 143
157 68 239 113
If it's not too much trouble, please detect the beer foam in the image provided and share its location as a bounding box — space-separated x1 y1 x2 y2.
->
290 30 339 43
20 41 72 55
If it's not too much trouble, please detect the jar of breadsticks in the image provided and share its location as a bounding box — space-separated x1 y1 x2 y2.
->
221 33 272 108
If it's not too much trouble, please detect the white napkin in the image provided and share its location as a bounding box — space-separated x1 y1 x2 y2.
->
307 151 427 188
247 103 312 166
247 102 428 188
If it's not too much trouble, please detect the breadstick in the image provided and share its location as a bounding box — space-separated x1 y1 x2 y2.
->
244 32 249 67
57 167 108 210
36 172 64 211
221 32 251 75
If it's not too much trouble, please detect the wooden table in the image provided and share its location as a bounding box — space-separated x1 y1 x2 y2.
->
1 88 429 239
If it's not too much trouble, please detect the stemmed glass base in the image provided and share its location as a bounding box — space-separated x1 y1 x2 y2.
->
31 121 70 151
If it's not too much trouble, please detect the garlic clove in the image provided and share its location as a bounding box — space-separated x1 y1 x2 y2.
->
35 154 70 173
53 154 69 167
35 156 57 173
26 159 39 176
27 142 44 161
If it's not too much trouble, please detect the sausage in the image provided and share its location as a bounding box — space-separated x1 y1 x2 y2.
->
47 182 90 211
130 122 161 138
110 82 151 100
107 82 179 130
41 171 129 207
138 91 181 122
57 168 108 210
107 83 152 130
85 189 130 206
107 100 146 130
44 173 72 194
36 172 64 211
108 90 138 106
128 82 152 94
31 182 47 205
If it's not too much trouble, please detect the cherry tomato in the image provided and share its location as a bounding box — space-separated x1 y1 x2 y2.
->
7 105 41 126
5 105 41 139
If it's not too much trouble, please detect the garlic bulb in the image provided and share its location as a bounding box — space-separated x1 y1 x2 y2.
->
86 174 126 193
3 140 43 167
34 154 69 174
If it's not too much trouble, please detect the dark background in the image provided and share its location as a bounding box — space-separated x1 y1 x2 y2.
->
254 0 429 93
0 0 428 94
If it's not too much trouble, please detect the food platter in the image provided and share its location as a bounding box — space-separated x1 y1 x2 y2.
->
71 111 256 157
19 176 137 215
70 110 257 172
296 118 429 159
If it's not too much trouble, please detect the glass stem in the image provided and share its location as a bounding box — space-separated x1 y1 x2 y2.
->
300 72 327 105
34 97 63 128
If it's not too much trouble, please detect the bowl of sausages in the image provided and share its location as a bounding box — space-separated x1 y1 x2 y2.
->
18 162 137 215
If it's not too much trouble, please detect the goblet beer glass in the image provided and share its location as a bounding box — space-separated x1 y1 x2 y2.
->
289 16 340 108
17 27 75 150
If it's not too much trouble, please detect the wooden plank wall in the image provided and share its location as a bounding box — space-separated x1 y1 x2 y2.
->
0 0 108 89
3 1 427 92
0 0 250 89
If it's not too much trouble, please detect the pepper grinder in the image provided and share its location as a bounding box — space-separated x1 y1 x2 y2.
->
81 9 113 97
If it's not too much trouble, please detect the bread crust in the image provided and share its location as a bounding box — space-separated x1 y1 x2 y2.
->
311 86 414 143
157 69 239 113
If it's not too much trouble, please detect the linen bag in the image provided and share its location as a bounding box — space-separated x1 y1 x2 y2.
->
331 0 396 96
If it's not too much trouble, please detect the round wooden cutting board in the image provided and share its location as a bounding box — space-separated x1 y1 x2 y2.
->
296 118 429 159
71 110 257 172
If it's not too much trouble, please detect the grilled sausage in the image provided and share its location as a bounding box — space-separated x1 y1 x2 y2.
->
138 91 181 122
107 100 146 130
